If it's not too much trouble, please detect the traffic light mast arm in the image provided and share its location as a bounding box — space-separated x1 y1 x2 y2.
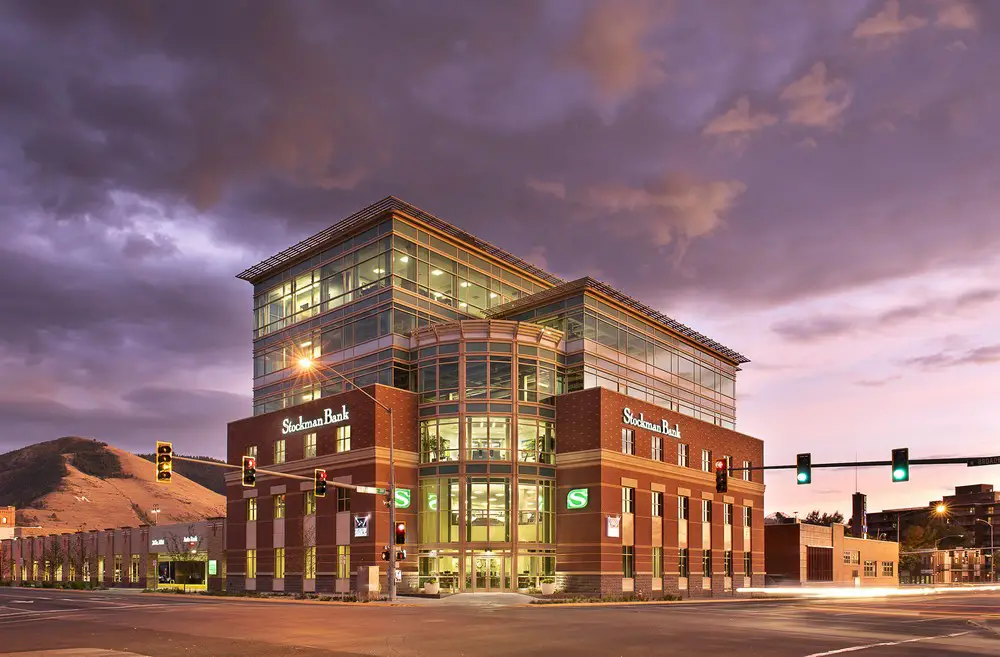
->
728 456 993 471
171 455 366 490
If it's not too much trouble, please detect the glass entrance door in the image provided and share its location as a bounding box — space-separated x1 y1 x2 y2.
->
465 553 504 591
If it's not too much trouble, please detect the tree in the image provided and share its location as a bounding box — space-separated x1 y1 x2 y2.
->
0 541 11 582
803 510 844 526
899 517 973 580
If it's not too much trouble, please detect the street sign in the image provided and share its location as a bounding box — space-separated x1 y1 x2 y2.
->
394 488 411 509
967 456 1000 467
356 486 386 495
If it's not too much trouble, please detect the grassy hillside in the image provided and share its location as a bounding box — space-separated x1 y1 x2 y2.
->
0 437 129 509
136 453 226 495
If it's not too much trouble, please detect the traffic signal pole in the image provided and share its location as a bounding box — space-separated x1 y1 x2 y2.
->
729 455 999 473
171 455 364 489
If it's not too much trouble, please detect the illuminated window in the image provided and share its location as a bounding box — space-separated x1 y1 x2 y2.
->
247 498 258 522
304 547 316 580
724 503 733 526
652 491 663 517
274 548 285 579
274 494 286 519
622 546 635 578
701 500 712 524
652 547 663 578
130 555 140 583
336 425 351 452
677 443 689 467
622 487 635 514
742 460 751 482
701 449 712 472
247 445 258 460
303 433 317 459
652 436 663 461
274 439 286 465
246 550 257 578
337 546 351 579
724 551 733 577
304 491 316 516
621 428 635 455
678 496 689 521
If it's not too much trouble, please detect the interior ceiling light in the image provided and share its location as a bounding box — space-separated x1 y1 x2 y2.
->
399 256 409 263
431 269 443 276
460 281 469 288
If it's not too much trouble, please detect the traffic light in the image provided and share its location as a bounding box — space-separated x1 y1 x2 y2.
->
714 459 728 493
242 455 257 487
314 469 327 497
796 453 812 485
394 521 406 545
155 442 173 483
381 547 390 561
892 448 909 482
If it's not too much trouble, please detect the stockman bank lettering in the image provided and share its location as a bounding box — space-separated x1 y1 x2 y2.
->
622 407 681 439
281 405 350 435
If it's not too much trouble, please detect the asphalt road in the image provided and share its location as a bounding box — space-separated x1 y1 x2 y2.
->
0 587 997 657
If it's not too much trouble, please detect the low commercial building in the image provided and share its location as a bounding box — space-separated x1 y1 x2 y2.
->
765 521 898 587
0 519 225 590
902 547 995 585
0 506 13 541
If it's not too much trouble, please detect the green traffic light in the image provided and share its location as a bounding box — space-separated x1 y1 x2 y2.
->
893 468 907 481
797 472 809 483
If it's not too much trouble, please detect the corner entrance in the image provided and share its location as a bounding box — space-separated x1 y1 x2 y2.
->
464 553 508 591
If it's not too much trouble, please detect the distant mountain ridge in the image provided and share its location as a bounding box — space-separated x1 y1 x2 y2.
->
0 437 225 531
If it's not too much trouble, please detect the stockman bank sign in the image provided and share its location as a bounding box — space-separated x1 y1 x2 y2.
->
622 408 681 439
566 488 589 510
282 405 350 435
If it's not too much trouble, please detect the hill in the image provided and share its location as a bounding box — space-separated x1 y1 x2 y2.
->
0 437 225 532
136 453 226 494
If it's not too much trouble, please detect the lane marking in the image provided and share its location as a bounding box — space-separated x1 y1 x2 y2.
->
802 631 972 656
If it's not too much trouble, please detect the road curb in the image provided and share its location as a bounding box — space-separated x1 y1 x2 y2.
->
528 596 803 608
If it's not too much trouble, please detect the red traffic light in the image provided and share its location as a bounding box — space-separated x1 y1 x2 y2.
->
715 460 726 471
394 521 406 545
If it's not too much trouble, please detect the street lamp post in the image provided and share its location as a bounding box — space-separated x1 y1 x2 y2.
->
895 505 945 546
298 357 397 602
975 518 994 582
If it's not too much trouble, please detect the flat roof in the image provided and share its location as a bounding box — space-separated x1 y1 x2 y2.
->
237 196 565 286
488 276 749 365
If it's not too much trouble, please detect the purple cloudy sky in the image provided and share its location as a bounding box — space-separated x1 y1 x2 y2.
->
1 0 997 515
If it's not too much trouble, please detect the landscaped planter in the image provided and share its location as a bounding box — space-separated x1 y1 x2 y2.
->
424 581 440 595
540 581 556 595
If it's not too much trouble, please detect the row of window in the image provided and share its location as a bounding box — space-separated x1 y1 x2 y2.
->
624 548 752 578
251 426 352 467
247 487 352 521
861 560 895 578
246 546 351 580
419 417 556 464
621 429 753 482
625 488 753 527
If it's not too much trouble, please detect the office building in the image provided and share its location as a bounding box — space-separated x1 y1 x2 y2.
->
868 484 998 547
226 197 765 596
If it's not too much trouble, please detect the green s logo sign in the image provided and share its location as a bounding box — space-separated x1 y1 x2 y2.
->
567 488 589 510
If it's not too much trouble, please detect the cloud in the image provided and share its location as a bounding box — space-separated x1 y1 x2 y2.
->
903 343 1000 370
584 172 748 248
936 1 977 30
702 96 778 137
780 62 853 129
855 376 901 387
526 178 566 200
560 0 671 108
772 287 1000 342
852 0 928 39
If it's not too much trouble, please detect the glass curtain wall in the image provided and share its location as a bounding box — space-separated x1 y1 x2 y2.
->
416 337 559 591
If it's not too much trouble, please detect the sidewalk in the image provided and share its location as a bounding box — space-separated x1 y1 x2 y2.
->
0 651 148 657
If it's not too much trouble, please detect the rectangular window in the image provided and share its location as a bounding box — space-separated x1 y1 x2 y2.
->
129 555 139 583
622 487 635 514
336 425 352 452
742 460 751 482
742 506 752 527
744 552 752 576
652 436 663 461
247 498 258 522
724 551 733 577
622 546 635 578
678 443 689 467
247 444 258 459
864 560 876 577
679 548 689 577
621 428 635 455
652 547 663 578
274 548 285 579
652 491 664 517
303 432 317 459
702 550 712 577
304 490 316 515
678 495 689 521
274 494 286 519
882 561 894 577
844 551 860 565
114 556 122 583
304 547 316 580
337 487 351 512
701 449 711 472
338 546 351 579
724 503 733 526
274 439 286 465
246 550 257 579
701 499 712 523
